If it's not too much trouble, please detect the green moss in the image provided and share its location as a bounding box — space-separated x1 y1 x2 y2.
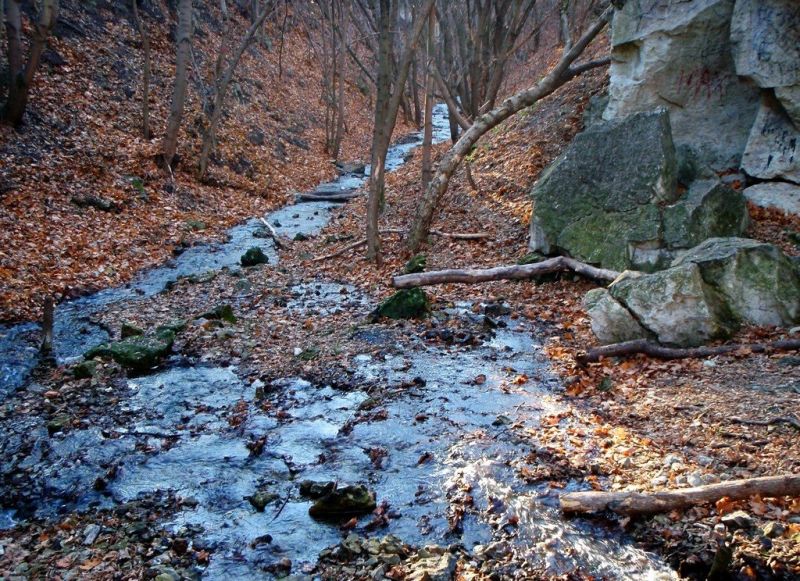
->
72 360 98 379
374 289 429 320
120 322 144 339
200 304 237 324
85 330 175 373
404 254 427 274
241 246 268 267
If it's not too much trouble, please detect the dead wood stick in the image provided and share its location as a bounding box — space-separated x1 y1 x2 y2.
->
259 218 287 250
41 296 54 354
560 474 800 516
731 416 800 431
296 192 362 202
392 256 620 288
313 229 491 262
577 338 800 365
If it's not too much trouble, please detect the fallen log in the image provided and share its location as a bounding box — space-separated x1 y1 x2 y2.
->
731 415 800 431
392 256 620 288
296 191 362 202
576 338 800 365
560 474 800 516
259 218 287 250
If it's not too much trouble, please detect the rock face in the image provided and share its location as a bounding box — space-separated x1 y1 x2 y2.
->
604 0 760 170
586 238 800 346
740 94 800 184
528 111 748 271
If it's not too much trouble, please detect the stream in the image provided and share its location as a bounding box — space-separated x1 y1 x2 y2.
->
0 106 676 579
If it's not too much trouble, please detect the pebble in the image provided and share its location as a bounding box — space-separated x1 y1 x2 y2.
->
663 454 681 467
763 522 785 538
721 510 753 530
651 475 668 486
697 455 714 467
82 524 101 546
686 472 703 487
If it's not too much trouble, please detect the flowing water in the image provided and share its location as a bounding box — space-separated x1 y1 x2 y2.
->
0 106 677 579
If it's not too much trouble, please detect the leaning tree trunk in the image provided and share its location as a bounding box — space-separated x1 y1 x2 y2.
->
162 0 193 169
2 0 59 126
132 0 151 139
407 7 612 252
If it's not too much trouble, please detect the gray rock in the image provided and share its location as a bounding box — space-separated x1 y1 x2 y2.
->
741 94 800 184
775 85 800 128
583 287 649 344
605 0 760 169
674 238 800 326
609 265 736 347
721 510 754 530
730 0 800 89
407 552 457 581
662 178 749 249
528 110 677 269
744 181 800 215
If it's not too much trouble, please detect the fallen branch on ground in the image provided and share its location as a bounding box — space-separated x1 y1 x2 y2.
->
576 338 800 365
560 474 800 516
731 416 800 431
259 218 288 250
314 229 490 262
392 256 620 288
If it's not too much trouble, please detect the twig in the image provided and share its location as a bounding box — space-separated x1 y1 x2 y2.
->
260 217 287 250
731 416 800 431
577 339 800 365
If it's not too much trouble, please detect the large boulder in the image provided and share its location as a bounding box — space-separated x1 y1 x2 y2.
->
585 238 800 346
528 111 748 271
609 265 736 347
743 181 800 215
674 238 800 326
604 0 760 170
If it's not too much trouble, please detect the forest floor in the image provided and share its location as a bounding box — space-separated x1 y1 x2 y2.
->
1 31 800 581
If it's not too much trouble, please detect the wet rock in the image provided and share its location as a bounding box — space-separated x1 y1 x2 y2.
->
373 289 429 320
240 246 268 267
605 0 759 169
299 480 336 499
674 237 800 326
308 484 377 519
721 510 753 530
47 413 71 435
247 490 279 512
84 328 175 373
763 521 785 538
120 322 144 338
335 161 367 175
484 303 511 317
404 254 427 274
744 181 800 215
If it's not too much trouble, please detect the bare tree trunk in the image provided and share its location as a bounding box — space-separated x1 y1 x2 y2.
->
420 10 435 188
332 0 346 159
40 296 54 355
410 57 422 127
560 0 573 50
132 0 151 139
2 0 59 126
433 63 471 131
366 0 436 263
198 4 271 178
407 7 612 252
162 0 193 168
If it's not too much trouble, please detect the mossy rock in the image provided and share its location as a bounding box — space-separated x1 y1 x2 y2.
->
241 246 268 267
375 288 429 320
184 220 206 231
308 484 377 519
85 329 175 373
120 322 144 339
72 360 98 379
247 490 280 512
293 232 309 242
200 304 237 324
516 252 546 265
404 254 427 274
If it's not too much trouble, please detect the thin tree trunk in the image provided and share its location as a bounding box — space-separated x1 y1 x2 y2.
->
2 0 58 126
421 10 435 188
40 296 54 355
433 63 471 131
198 4 270 178
411 57 422 127
366 0 436 263
332 0 346 159
163 0 193 168
132 0 151 139
407 7 612 252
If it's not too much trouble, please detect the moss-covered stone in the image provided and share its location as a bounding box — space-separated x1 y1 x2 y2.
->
200 304 237 324
85 329 175 373
375 289 429 320
673 238 800 326
72 360 98 379
247 490 279 512
308 484 377 519
404 254 427 274
240 246 268 267
120 322 144 339
516 252 546 265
